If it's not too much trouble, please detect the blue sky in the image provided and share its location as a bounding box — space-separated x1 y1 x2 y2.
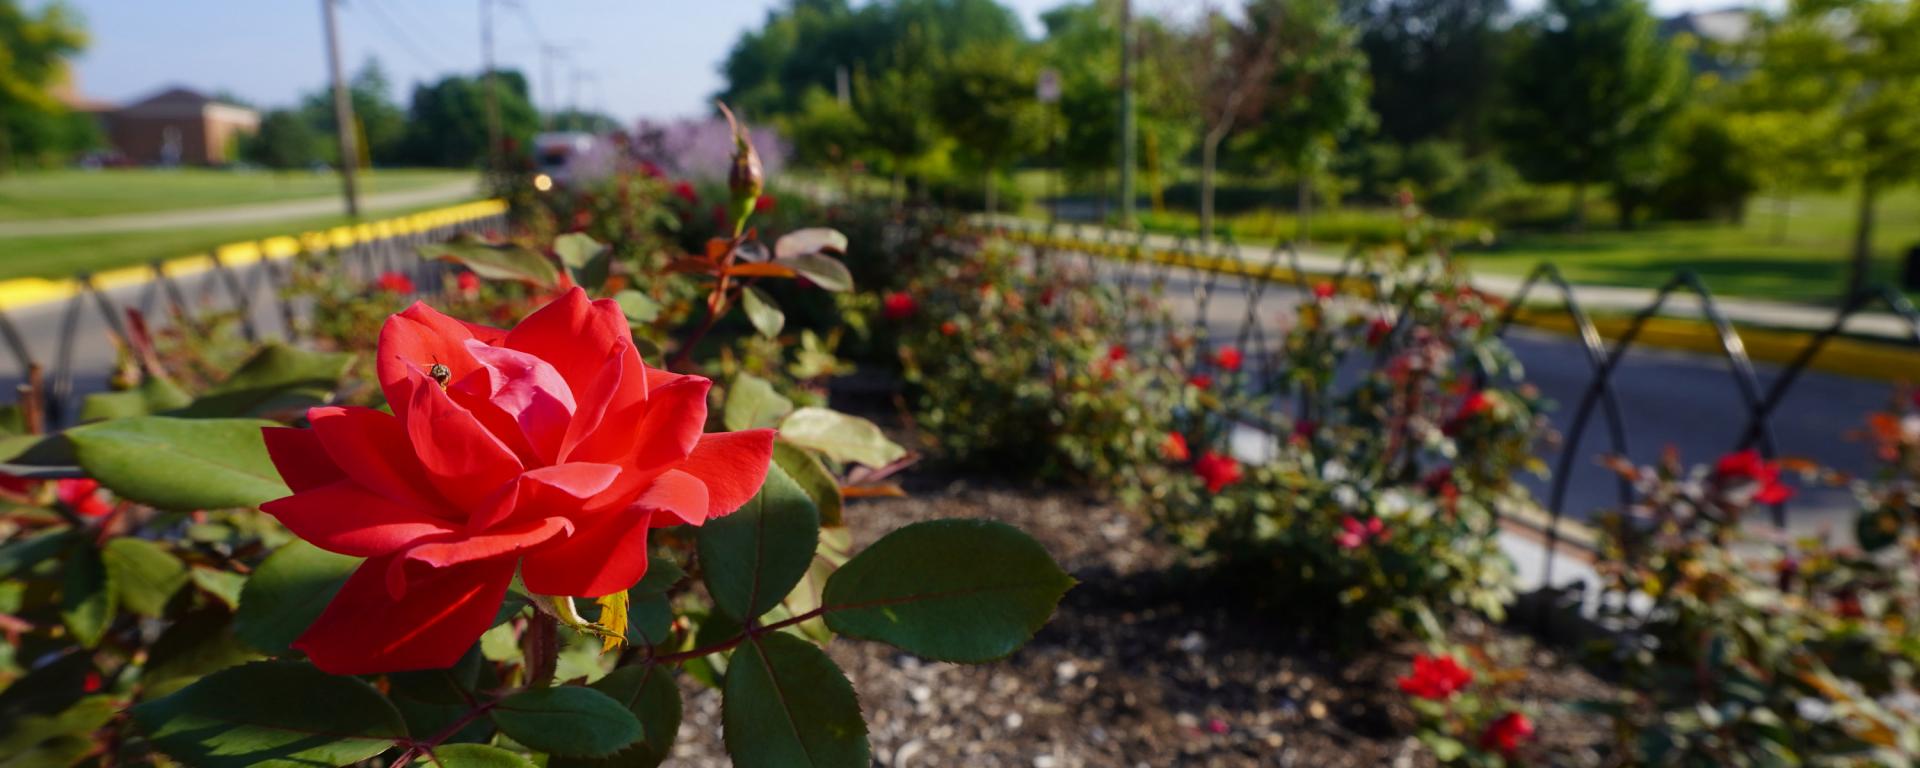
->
52 0 1745 122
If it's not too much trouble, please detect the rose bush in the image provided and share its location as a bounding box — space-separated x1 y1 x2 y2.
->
0 115 1070 768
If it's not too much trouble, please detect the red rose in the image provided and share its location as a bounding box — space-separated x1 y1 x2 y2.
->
1214 346 1242 372
1188 373 1213 391
1107 344 1129 362
56 478 113 518
754 194 776 213
1193 451 1241 493
882 291 918 321
377 271 416 294
1715 449 1793 504
672 180 697 205
1479 712 1534 756
1334 516 1388 549
1160 432 1190 462
456 272 481 297
1367 317 1394 347
1397 653 1473 700
260 288 774 674
939 321 959 337
1312 281 1336 300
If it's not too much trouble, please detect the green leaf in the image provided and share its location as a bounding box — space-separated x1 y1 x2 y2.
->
142 606 263 698
823 519 1072 663
782 253 854 293
613 290 660 324
489 686 642 758
415 744 538 768
722 632 869 768
173 343 354 418
191 567 248 611
103 538 189 617
550 665 683 768
723 374 793 431
696 463 819 622
0 527 75 580
233 541 360 655
420 236 560 288
59 545 112 648
131 660 407 768
66 417 287 511
80 376 193 422
777 408 906 469
555 233 611 291
741 286 784 339
772 228 848 260
773 439 842 528
0 695 116 768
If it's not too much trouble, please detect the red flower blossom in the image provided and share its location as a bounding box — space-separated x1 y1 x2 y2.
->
882 291 918 321
754 194 776 213
671 180 697 205
377 271 416 294
1479 712 1534 756
1715 449 1794 504
1193 451 1241 493
1312 281 1336 300
260 288 775 674
1107 344 1129 362
56 478 112 518
1160 432 1190 462
1188 373 1214 391
1397 654 1473 700
456 271 481 297
1214 346 1242 372
939 321 959 337
1334 516 1388 549
1367 317 1394 347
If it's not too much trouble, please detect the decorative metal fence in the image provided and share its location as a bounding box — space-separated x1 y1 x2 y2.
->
983 217 1920 595
0 201 509 431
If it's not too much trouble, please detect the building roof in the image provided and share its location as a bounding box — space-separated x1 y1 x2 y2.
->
1663 8 1755 45
117 86 255 119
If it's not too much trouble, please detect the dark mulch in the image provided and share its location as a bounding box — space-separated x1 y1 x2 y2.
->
664 478 1617 767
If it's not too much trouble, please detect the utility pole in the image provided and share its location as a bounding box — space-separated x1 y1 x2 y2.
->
321 0 360 216
480 0 503 173
540 43 565 129
1118 0 1136 229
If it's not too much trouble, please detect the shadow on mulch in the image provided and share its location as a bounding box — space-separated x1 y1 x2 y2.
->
664 479 1617 767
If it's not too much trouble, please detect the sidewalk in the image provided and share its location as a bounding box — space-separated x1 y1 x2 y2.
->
0 179 480 238
983 216 1920 344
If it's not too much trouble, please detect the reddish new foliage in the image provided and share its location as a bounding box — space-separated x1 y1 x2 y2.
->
260 288 774 674
882 291 918 321
1715 449 1794 505
1214 346 1242 372
1160 432 1190 463
1193 451 1242 493
1396 654 1473 700
377 271 416 294
1479 711 1534 756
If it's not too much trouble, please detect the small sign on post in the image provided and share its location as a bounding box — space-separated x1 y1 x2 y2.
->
1036 68 1061 104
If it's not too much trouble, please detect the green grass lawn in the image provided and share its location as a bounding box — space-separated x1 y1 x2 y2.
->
0 168 473 221
0 204 456 281
1458 187 1920 305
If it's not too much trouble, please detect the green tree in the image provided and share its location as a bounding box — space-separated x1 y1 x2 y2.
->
1239 0 1375 242
1345 0 1506 149
1499 0 1685 230
932 40 1046 213
243 109 323 171
0 0 87 172
300 59 407 166
1742 0 1920 296
398 70 538 168
1041 1 1193 216
852 63 939 202
782 87 865 168
1154 8 1284 241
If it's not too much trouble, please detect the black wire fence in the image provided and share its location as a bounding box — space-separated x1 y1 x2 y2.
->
982 217 1920 599
0 206 508 431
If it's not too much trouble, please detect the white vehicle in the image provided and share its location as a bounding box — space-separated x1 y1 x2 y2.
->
532 132 618 190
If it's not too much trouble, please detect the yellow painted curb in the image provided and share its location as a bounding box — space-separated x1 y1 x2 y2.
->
989 228 1920 384
0 199 505 313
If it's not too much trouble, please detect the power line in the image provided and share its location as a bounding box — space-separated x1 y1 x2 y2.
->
350 0 450 73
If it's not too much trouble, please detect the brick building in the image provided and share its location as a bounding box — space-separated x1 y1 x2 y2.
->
95 87 259 166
